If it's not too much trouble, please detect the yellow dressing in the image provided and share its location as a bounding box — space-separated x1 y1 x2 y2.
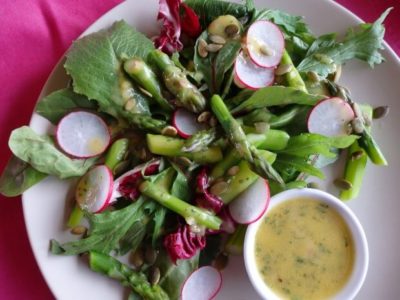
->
255 198 354 300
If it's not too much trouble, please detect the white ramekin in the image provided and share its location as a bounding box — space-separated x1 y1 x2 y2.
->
244 188 369 300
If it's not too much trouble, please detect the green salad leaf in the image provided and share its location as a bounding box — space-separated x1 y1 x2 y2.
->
277 133 359 158
51 197 154 255
35 88 97 124
65 20 153 121
231 86 325 114
184 0 249 27
297 8 391 77
9 126 96 179
274 154 325 179
0 156 47 197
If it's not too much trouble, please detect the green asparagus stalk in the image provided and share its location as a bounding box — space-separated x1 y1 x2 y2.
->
139 181 222 230
148 50 206 113
281 50 308 92
129 114 167 133
211 95 284 184
124 58 172 112
339 141 368 201
146 134 222 164
66 204 84 228
224 224 247 255
88 251 169 300
182 127 219 153
218 160 258 204
104 138 129 172
246 129 290 151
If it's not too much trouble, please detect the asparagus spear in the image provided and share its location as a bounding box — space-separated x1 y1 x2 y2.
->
139 181 222 230
280 50 308 92
339 141 368 201
146 134 222 164
210 95 284 184
129 114 167 133
104 138 129 172
182 127 219 153
88 251 169 300
124 57 173 112
148 50 206 113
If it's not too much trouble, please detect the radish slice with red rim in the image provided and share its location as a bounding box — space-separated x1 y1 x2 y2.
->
234 52 275 90
75 165 114 213
181 266 222 300
228 178 270 224
307 97 355 136
173 108 207 138
56 111 110 158
246 20 285 68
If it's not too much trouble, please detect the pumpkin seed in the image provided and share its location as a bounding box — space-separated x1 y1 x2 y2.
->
198 38 208 58
351 150 365 161
307 71 320 83
124 99 136 111
209 116 218 127
259 44 273 56
113 160 130 176
307 182 320 190
144 246 158 265
161 125 178 137
275 64 292 76
351 118 364 134
373 106 389 119
130 248 144 269
209 34 226 45
197 111 211 123
334 178 353 190
333 64 342 82
213 253 229 270
149 267 161 285
227 165 240 176
210 181 229 196
225 24 240 38
71 225 87 235
176 156 192 167
206 43 223 52
139 87 153 98
254 122 269 134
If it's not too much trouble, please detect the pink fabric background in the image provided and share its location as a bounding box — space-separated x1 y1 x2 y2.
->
0 1 398 299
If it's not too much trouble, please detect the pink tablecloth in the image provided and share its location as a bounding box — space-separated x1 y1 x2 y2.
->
0 1 398 299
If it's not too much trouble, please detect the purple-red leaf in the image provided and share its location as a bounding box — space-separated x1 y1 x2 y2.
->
195 168 224 213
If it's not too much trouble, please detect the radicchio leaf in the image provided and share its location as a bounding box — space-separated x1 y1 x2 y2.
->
195 168 224 213
164 224 206 264
180 3 201 38
154 0 183 54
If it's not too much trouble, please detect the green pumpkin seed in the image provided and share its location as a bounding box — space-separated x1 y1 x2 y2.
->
71 225 87 235
373 106 389 119
334 178 353 190
130 248 144 269
161 126 178 137
210 181 228 196
213 253 229 270
149 267 161 285
209 34 226 45
225 24 240 38
307 182 320 190
198 38 208 58
227 165 240 176
144 246 158 265
206 43 223 52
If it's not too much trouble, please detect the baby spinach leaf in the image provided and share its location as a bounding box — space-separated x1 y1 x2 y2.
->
65 21 154 121
277 133 358 158
274 154 325 179
231 86 324 114
184 0 249 27
35 88 97 124
297 8 391 77
9 127 96 179
156 250 199 300
0 155 47 197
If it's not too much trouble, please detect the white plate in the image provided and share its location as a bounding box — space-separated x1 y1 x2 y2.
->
23 0 400 299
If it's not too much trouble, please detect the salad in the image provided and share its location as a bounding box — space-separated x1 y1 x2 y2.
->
0 0 391 299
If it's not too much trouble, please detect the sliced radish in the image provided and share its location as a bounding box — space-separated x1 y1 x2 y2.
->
246 20 285 68
75 165 114 213
307 97 355 136
181 266 222 300
234 52 275 90
173 108 207 138
228 178 270 224
233 73 245 89
111 159 161 200
56 111 110 158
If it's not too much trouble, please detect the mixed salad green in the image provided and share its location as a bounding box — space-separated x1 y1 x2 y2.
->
0 0 390 299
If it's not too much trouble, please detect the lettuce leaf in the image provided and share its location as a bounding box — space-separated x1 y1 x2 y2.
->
65 21 154 120
8 127 96 179
297 8 391 77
